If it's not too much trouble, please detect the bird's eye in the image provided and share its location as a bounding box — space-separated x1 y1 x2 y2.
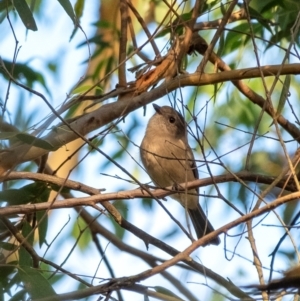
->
169 116 175 123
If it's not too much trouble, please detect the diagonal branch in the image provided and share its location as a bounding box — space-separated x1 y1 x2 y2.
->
25 189 297 301
0 64 300 172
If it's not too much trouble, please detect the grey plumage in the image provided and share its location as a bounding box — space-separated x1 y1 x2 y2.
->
140 104 220 245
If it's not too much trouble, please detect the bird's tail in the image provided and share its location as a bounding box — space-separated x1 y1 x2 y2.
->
188 204 220 245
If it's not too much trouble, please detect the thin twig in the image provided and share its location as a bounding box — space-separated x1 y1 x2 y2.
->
118 0 128 88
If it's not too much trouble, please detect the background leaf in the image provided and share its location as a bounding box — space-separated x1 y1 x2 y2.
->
11 0 37 31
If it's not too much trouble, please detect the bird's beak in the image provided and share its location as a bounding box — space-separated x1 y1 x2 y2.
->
152 103 161 114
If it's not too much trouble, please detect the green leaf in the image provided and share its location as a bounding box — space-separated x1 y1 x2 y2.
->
268 30 284 48
249 0 278 13
35 187 51 247
0 60 50 93
39 262 65 286
0 132 18 139
224 23 263 54
9 290 27 301
0 1 12 12
0 189 33 205
153 286 184 300
72 84 102 95
220 2 226 15
224 25 246 53
78 34 111 49
156 11 192 38
57 0 76 24
11 0 37 31
282 194 298 225
71 217 92 251
0 262 17 297
92 20 114 28
29 182 50 248
141 198 154 210
19 222 34 266
17 266 59 300
109 200 128 239
15 133 55 150
74 0 84 18
247 5 272 33
49 183 70 194
0 182 50 205
276 74 290 116
201 0 219 14
0 241 17 251
36 211 48 248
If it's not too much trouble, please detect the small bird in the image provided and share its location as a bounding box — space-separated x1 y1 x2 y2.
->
140 104 220 245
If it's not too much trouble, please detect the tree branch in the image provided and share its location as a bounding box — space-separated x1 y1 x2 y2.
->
0 171 297 216
0 63 300 173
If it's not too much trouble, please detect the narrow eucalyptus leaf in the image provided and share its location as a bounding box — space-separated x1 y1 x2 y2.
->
16 133 55 150
11 0 37 31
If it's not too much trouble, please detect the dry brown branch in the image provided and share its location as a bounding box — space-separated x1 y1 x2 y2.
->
197 0 238 73
1 63 300 174
194 8 247 30
24 188 297 301
118 0 129 88
0 171 297 216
